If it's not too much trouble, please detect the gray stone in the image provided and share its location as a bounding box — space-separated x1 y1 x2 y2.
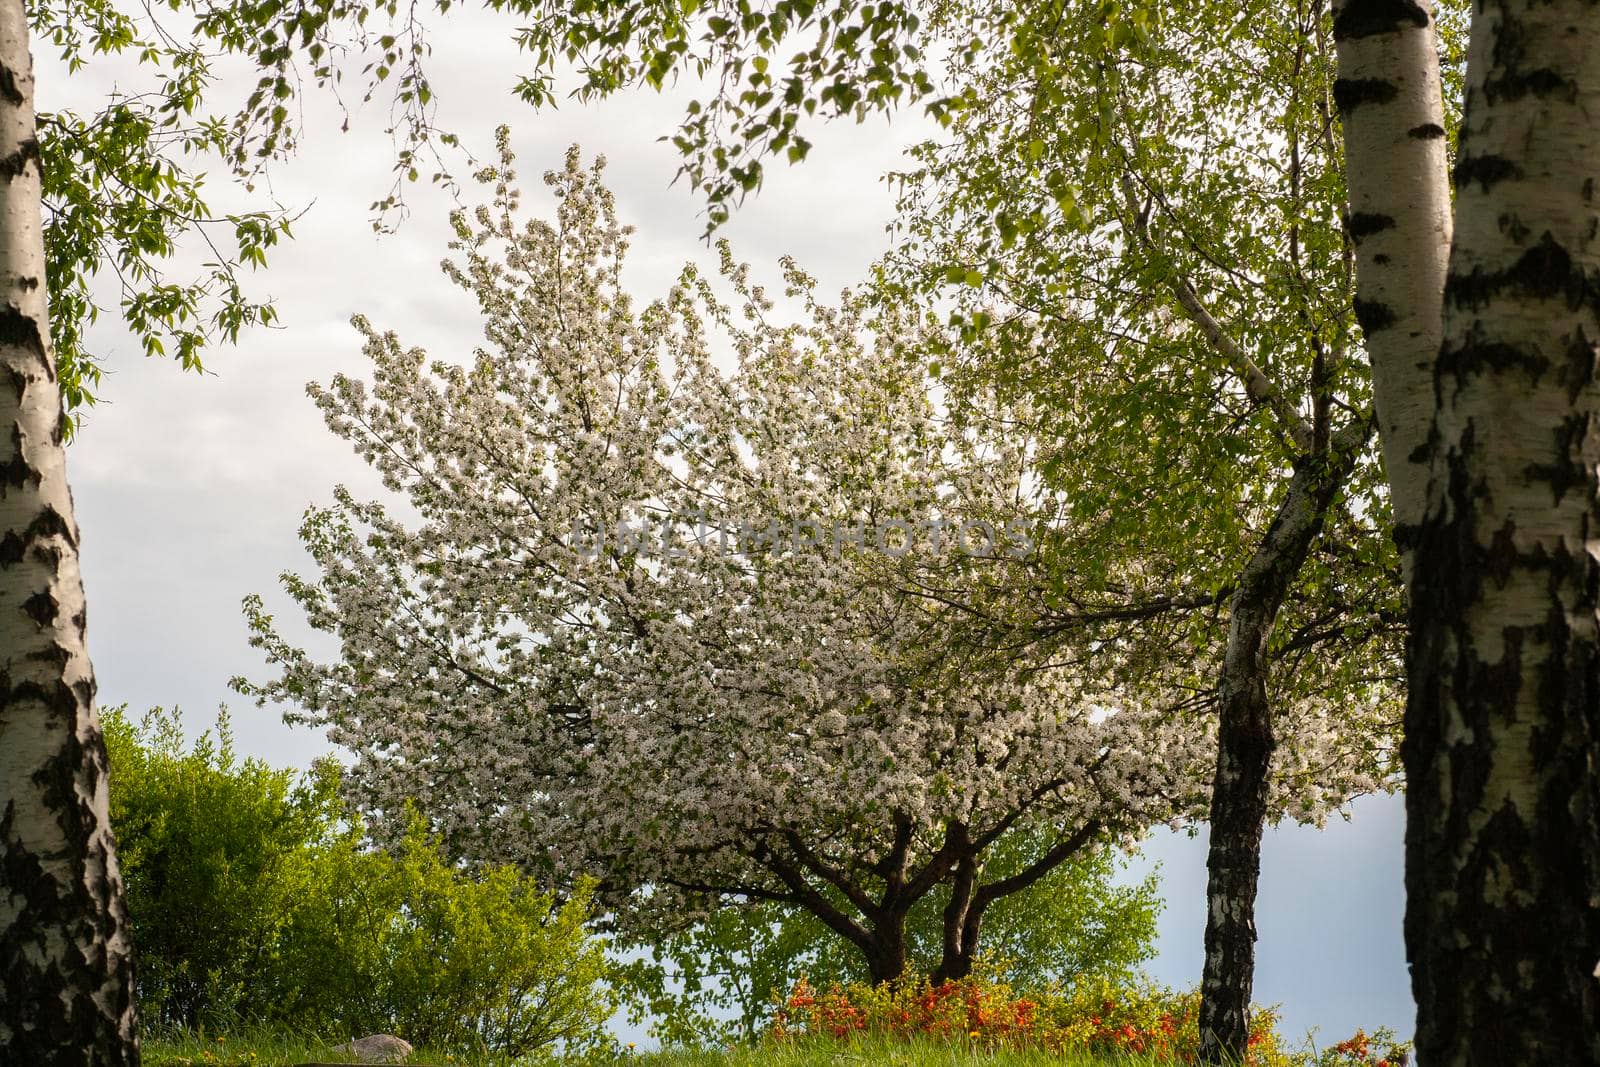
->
329 1034 414 1063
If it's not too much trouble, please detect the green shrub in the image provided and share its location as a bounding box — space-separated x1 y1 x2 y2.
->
106 706 615 1057
267 814 614 1056
104 706 341 1029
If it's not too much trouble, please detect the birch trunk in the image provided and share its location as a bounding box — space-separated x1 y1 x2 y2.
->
1198 428 1365 1063
1405 1 1600 1060
1330 0 1452 586
0 0 139 1060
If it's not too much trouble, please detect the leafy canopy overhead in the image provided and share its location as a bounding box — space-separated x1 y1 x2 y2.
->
33 0 933 423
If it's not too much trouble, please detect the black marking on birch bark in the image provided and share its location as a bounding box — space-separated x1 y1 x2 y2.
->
1561 327 1600 401
1 422 41 489
1523 415 1595 503
1332 0 1429 40
1481 519 1519 588
1453 154 1522 193
1353 298 1397 333
16 274 38 290
26 642 69 669
1392 520 1421 553
1445 234 1600 314
0 302 47 364
1332 78 1398 113
1347 212 1396 242
0 136 40 181
1498 213 1532 244
0 61 25 106
1438 334 1551 384
21 589 58 627
0 673 78 722
1485 68 1577 105
0 505 77 566
1408 122 1446 139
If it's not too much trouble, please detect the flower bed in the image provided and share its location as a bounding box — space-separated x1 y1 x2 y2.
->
769 975 1409 1066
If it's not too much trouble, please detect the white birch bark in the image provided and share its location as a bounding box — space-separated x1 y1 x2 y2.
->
1406 0 1600 1061
1331 0 1452 587
0 0 138 1059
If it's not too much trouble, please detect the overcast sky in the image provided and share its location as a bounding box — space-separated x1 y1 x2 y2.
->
44 10 1412 1049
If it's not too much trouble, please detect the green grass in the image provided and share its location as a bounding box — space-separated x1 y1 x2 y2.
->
142 1024 524 1067
143 1028 1171 1067
635 1034 1170 1066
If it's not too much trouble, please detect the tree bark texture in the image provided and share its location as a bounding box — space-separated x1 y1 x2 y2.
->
0 0 139 1060
1405 1 1600 1062
1198 431 1364 1064
1331 0 1452 587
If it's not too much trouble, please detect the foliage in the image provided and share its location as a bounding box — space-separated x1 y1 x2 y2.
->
103 705 342 1030
267 814 615 1056
27 0 935 422
104 706 615 1057
634 836 1161 1041
33 0 298 426
138 1016 1416 1067
878 0 1416 750
1305 1029 1412 1067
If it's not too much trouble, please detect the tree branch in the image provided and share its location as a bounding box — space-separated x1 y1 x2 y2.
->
1117 172 1315 453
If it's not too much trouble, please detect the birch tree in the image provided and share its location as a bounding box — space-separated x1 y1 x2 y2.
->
1400 2 1600 1060
1328 0 1600 1057
1330 0 1454 588
0 2 137 1059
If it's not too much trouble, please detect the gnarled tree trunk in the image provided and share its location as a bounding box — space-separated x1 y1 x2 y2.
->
1405 1 1600 1060
0 1 138 1060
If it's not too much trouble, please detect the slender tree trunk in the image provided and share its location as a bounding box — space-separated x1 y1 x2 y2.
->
1405 2 1600 1061
1330 0 1452 586
1198 667 1274 1063
0 1 138 1060
1198 434 1364 1063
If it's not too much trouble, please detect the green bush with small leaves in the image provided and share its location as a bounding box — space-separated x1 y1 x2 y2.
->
105 706 615 1058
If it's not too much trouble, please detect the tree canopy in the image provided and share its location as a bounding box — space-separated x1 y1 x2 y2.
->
240 135 1400 995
